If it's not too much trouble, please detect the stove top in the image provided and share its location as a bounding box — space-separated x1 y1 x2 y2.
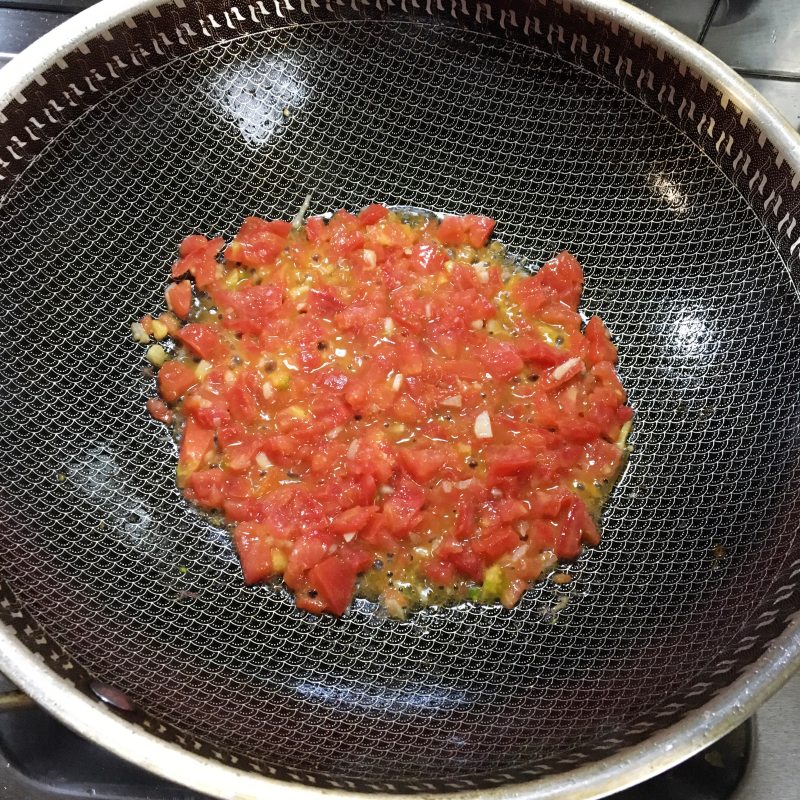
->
0 1 798 798
1 673 798 800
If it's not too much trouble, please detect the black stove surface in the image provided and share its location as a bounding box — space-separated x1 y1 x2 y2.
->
0 701 753 800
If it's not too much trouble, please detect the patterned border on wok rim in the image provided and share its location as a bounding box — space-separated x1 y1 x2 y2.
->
0 0 799 797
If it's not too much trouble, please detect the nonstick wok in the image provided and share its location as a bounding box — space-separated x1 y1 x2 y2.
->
0 1 799 798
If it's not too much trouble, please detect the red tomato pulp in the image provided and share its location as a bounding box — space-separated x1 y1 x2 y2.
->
139 206 632 616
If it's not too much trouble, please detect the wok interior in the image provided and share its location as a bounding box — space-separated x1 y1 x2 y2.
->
1 12 799 792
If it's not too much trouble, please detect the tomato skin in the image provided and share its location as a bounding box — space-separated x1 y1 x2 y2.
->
617 405 634 423
158 361 197 403
178 324 226 362
165 280 192 320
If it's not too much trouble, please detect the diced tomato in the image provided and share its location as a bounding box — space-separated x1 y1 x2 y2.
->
515 336 567 367
317 367 349 393
233 523 278 584
165 280 192 320
424 560 456 586
219 430 261 472
142 209 630 618
442 358 484 381
454 490 478 539
171 236 223 289
178 324 226 361
496 498 529 523
531 488 573 518
192 402 231 430
398 447 448 484
178 419 215 479
412 243 447 274
486 445 539 479
226 373 261 425
448 548 484 582
518 251 584 312
330 505 378 535
189 468 225 509
555 498 598 559
584 315 618 365
214 284 284 335
284 532 337 587
329 225 365 257
464 215 495 248
382 478 425 537
436 215 467 246
558 417 603 444
473 526 519 561
305 216 326 242
146 397 173 424
474 337 524 381
226 217 291 267
223 498 263 522
308 286 345 315
158 361 197 403
178 234 210 257
308 554 360 615
335 303 382 333
358 204 389 225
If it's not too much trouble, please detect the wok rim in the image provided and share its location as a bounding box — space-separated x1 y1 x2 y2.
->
0 0 799 798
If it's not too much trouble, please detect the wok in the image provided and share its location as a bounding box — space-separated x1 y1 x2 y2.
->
0 1 799 798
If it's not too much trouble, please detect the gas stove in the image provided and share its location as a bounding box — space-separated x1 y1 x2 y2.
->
0 1 798 798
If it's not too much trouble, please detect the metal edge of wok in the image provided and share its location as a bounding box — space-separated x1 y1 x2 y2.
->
0 1 799 798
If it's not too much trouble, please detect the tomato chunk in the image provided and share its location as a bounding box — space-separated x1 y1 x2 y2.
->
158 361 197 403
178 324 226 361
308 554 360 615
178 419 215 480
165 280 192 320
